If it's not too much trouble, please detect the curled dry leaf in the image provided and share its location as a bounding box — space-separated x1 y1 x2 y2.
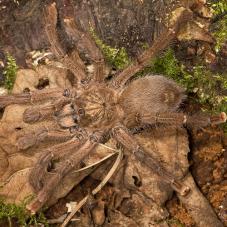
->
177 21 215 43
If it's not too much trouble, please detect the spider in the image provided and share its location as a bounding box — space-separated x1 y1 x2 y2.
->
0 6 226 215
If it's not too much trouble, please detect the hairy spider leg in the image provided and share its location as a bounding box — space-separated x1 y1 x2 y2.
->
43 3 88 84
17 93 86 150
53 0 105 83
27 132 103 213
16 126 74 151
138 112 227 128
0 88 65 108
23 97 71 123
110 8 193 89
29 133 87 192
112 125 190 196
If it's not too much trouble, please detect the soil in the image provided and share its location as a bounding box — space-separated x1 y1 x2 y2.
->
166 127 227 226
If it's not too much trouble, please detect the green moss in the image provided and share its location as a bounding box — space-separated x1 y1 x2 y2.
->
151 48 182 80
213 14 227 52
133 48 186 82
208 0 227 52
156 217 185 227
216 18 226 53
0 198 48 226
166 218 185 227
90 27 131 69
3 54 18 91
209 0 227 16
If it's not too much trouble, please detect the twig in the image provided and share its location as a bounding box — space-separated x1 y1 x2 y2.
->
47 214 80 224
47 214 67 224
60 144 123 227
72 146 118 173
7 217 12 227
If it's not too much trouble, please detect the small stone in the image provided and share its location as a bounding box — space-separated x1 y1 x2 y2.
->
66 201 78 213
0 87 8 96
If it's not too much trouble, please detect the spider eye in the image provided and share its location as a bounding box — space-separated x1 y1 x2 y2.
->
70 103 75 110
69 125 79 133
80 79 89 85
63 89 70 97
73 115 78 123
80 79 86 84
78 108 85 116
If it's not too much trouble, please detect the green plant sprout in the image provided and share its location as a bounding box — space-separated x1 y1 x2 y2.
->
3 53 18 91
156 217 185 227
212 15 227 53
208 0 227 52
90 27 130 69
209 0 227 16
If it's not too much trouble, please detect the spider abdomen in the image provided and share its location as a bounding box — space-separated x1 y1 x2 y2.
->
119 75 186 120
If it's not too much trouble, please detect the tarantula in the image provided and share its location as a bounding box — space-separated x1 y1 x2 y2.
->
0 7 226 214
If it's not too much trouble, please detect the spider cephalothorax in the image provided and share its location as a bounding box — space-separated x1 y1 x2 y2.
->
0 5 226 221
75 84 119 129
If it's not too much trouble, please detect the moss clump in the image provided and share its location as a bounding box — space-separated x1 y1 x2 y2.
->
209 0 227 16
3 54 18 91
208 0 227 52
0 198 48 226
151 48 182 81
166 218 185 227
213 15 227 53
156 217 185 227
90 27 130 69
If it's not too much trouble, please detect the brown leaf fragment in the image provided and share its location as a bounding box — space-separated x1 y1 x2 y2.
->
177 21 215 43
